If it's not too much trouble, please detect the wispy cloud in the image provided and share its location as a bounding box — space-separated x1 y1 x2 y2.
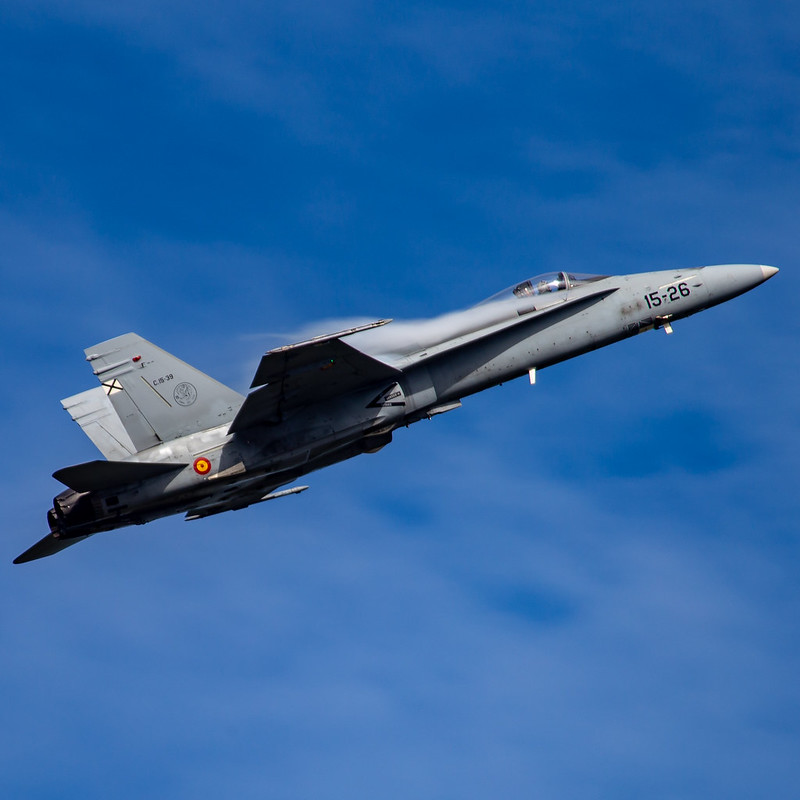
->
1 1 798 797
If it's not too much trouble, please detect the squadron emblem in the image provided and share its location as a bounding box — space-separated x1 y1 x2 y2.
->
173 382 197 406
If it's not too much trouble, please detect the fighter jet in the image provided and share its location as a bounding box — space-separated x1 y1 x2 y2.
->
14 263 778 563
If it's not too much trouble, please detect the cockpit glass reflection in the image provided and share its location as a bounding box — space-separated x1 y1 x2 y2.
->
478 272 607 305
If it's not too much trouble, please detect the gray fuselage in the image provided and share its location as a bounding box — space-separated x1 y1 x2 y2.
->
24 263 775 564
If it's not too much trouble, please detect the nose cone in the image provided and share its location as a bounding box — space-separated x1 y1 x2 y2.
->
700 264 779 305
760 265 779 281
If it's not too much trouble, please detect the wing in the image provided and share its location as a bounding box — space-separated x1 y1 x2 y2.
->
229 320 400 432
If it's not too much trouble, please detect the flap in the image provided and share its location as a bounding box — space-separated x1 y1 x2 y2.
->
53 460 188 492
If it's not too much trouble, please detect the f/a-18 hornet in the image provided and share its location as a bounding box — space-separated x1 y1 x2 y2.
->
15 263 778 563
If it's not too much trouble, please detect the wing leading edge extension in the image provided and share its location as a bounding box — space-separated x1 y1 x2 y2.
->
392 286 621 368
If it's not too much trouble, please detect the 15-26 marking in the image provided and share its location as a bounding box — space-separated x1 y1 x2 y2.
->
644 282 691 309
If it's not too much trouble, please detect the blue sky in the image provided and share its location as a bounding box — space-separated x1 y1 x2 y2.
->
1 1 798 797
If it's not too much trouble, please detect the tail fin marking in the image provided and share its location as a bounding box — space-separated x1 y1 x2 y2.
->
85 333 245 447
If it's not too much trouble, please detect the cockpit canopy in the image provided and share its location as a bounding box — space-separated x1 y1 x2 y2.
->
479 271 608 305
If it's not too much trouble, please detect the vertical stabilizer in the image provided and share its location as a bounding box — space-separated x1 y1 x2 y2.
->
85 333 244 446
61 387 137 460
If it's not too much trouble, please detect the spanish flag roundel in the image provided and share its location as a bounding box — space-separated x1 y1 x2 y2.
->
193 457 212 475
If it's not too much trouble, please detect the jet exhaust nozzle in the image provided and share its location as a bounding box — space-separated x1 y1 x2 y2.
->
50 490 100 538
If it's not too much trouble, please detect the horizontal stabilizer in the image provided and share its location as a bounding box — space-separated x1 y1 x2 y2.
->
14 532 90 564
53 460 187 492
